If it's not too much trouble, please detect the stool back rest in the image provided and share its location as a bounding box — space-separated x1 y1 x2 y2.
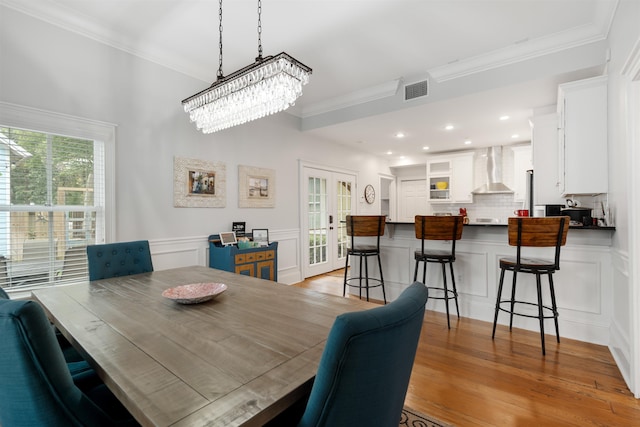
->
508 216 570 269
414 215 464 255
346 215 386 248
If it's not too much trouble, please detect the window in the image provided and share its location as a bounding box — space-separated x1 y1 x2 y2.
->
0 103 115 295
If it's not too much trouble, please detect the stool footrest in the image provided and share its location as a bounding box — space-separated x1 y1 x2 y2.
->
426 287 458 300
497 300 558 320
344 278 384 289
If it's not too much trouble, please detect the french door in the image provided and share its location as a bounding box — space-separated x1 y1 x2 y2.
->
302 166 356 278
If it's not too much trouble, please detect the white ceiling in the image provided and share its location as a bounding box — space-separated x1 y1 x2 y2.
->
2 0 618 159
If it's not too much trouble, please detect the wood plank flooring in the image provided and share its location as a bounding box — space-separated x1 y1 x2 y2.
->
295 269 640 426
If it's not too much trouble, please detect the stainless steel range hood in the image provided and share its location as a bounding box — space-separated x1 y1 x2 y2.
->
472 146 514 194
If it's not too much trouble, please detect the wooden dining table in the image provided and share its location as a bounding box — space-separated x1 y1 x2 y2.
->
32 265 374 427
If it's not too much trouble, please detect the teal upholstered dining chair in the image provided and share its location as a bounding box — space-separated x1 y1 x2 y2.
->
296 281 428 427
86 240 153 281
0 299 138 427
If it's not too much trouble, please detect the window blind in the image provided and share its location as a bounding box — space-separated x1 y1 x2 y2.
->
0 126 105 294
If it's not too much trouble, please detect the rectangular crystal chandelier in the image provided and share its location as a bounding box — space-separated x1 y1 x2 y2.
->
182 0 312 134
182 52 312 134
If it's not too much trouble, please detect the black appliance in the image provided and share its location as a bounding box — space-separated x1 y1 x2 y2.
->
544 204 565 216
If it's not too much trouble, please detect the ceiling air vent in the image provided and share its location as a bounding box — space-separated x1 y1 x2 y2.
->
404 79 429 101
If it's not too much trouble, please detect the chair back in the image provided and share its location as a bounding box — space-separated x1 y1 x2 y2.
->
0 299 119 426
86 240 153 281
345 215 385 251
414 215 464 255
346 215 386 237
508 216 570 269
297 281 428 427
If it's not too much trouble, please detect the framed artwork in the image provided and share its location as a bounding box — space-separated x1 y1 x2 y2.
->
252 229 269 245
173 157 226 208
238 165 275 208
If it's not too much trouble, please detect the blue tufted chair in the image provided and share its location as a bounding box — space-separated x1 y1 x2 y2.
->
0 299 138 426
296 281 428 427
86 240 153 281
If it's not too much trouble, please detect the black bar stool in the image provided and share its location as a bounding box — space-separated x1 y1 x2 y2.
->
414 215 464 329
491 216 570 355
343 215 386 303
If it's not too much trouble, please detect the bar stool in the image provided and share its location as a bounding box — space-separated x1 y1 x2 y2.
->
343 215 386 303
491 216 570 355
414 215 464 329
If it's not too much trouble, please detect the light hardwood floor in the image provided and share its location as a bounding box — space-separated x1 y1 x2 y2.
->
294 269 640 426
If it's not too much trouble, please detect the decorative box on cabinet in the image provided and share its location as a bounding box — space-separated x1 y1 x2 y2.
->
208 236 278 281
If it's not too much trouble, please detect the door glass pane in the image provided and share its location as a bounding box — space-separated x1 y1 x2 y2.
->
336 180 351 259
308 177 328 266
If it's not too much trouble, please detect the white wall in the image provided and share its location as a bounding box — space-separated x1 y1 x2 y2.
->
606 0 640 397
0 6 392 284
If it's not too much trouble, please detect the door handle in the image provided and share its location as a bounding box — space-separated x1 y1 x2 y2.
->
329 215 333 224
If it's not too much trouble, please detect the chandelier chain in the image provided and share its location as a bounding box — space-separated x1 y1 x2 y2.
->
217 0 224 79
257 0 263 60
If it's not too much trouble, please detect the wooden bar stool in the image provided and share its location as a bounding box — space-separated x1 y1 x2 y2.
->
491 216 570 355
343 215 387 303
414 215 464 329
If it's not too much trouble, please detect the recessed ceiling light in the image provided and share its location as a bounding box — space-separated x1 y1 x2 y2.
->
445 124 454 131
464 140 472 145
423 146 430 150
395 132 405 138
499 115 510 121
511 134 520 138
386 151 393 155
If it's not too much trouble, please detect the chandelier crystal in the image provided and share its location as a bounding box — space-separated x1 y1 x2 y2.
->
182 1 312 134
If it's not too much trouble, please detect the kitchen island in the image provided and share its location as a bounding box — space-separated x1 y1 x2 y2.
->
350 221 615 345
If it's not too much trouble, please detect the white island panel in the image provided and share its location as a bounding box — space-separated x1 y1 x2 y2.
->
348 223 614 345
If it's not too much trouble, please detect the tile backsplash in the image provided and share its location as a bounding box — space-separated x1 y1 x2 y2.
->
431 193 524 223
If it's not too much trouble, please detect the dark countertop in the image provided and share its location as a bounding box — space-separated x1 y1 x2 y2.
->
385 221 615 231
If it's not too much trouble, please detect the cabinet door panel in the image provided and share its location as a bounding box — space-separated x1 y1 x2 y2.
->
451 154 474 203
235 264 255 277
257 261 275 281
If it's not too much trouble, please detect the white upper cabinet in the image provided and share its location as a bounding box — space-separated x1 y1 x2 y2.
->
511 145 533 202
450 152 475 203
531 112 566 205
426 152 474 204
557 76 608 196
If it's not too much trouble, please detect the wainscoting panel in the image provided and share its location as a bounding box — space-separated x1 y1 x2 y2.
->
149 230 302 285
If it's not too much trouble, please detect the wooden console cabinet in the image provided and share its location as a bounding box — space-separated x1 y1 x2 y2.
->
208 239 278 282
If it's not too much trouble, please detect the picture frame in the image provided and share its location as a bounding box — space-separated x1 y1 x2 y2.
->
219 231 237 246
252 229 269 246
174 157 226 208
232 222 246 237
238 165 275 208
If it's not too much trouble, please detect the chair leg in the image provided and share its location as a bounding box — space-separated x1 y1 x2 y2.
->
358 255 364 300
492 268 506 339
422 259 427 285
548 273 560 343
509 271 518 331
536 273 546 355
449 261 460 318
377 253 386 304
413 258 419 282
342 254 349 297
441 262 451 329
364 255 369 301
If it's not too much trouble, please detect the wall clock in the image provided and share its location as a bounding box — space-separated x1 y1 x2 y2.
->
364 184 375 204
